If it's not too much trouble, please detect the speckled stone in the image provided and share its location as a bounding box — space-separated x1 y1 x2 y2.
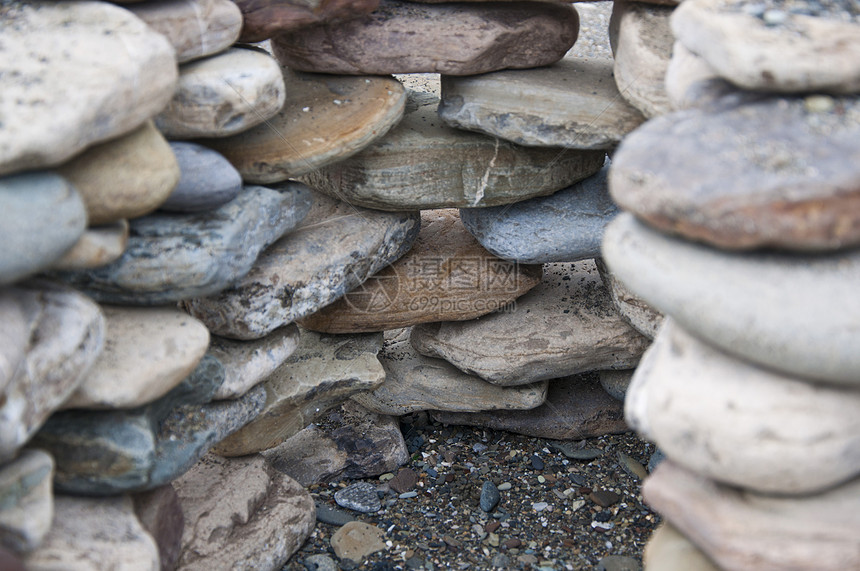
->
159 142 242 212
334 482 381 514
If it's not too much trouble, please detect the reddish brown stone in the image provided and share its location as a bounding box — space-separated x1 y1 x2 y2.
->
132 485 185 571
389 467 420 494
235 0 380 42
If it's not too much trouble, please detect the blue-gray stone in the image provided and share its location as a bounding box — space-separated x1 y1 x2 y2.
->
30 355 267 495
160 142 242 212
0 173 86 285
459 162 616 264
480 480 500 512
51 183 311 304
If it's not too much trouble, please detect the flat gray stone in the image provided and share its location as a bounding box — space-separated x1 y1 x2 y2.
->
0 450 54 553
53 184 311 304
160 142 242 212
411 261 650 386
0 0 177 175
602 213 860 385
0 173 86 285
459 162 617 264
439 57 644 149
31 355 267 495
334 482 381 514
181 191 420 339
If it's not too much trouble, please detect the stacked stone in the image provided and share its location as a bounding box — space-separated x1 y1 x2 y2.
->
601 0 860 569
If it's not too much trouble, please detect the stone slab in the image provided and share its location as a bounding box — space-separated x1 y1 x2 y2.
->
235 0 380 42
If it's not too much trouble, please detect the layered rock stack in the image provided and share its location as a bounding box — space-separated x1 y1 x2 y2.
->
601 0 860 569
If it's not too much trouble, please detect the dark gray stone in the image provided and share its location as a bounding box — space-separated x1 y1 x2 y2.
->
160 142 242 212
315 503 357 527
480 480 500 512
334 482 381 514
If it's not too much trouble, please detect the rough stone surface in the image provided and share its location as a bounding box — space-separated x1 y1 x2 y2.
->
0 0 177 176
459 162 617 264
235 0 380 42
330 521 387 561
172 454 315 571
432 373 629 440
0 173 87 285
595 259 664 340
57 120 180 225
272 0 579 75
609 95 860 251
628 319 860 494
0 449 54 553
672 0 860 93
439 57 644 149
300 90 606 210
126 0 242 63
300 210 542 333
334 483 381 514
263 400 408 485
644 461 860 571
160 142 242 212
55 184 311 305
0 282 105 464
214 330 384 456
207 325 301 400
643 524 720 571
23 495 159 571
132 485 184 571
61 305 210 410
53 221 129 271
598 369 634 402
202 69 406 183
602 213 860 385
609 1 674 117
182 191 420 339
155 48 286 139
411 260 650 385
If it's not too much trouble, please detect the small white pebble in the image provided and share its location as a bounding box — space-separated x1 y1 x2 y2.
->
333 99 342 105
302 106 310 112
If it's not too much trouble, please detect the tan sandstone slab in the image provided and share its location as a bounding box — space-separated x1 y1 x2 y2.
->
271 0 580 76
643 524 720 571
411 261 651 386
609 1 674 118
155 47 286 139
126 0 242 63
61 306 210 410
173 454 315 571
300 210 542 333
439 56 645 150
644 461 860 571
0 1 177 176
57 121 179 225
53 221 129 271
214 330 385 456
672 0 860 94
235 0 380 42
200 70 406 183
300 91 606 210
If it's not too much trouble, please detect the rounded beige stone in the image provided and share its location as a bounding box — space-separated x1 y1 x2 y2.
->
643 524 720 571
53 220 129 271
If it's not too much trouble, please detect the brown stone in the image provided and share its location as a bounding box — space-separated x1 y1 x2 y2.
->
236 0 380 42
389 468 420 494
52 221 129 271
271 0 579 76
589 489 620 507
132 486 185 571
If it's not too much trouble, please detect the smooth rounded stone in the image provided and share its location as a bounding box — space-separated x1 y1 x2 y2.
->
0 450 54 553
627 319 860 495
262 400 408 486
665 42 737 111
0 282 105 464
57 121 180 225
432 373 628 440
299 210 543 333
334 482 381 514
609 96 860 251
302 91 607 211
126 0 242 63
132 486 185 571
181 191 420 339
608 1 674 118
23 495 159 571
0 292 29 394
0 1 177 176
644 461 860 571
31 356 267 495
54 184 311 305
643 524 720 571
200 69 407 184
159 142 242 212
315 504 357 527
207 325 300 400
271 0 579 76
330 521 387 561
213 330 385 456
61 306 210 410
595 259 664 340
235 0 380 42
596 555 640 571
459 162 617 264
411 260 650 386
0 173 86 285
480 481 501 512
172 454 315 571
438 57 644 150
155 48 286 139
672 0 860 94
598 369 634 402
602 213 860 385
52 221 129 271
353 329 548 415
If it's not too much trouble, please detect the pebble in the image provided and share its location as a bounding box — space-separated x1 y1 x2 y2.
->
480 481 500 512
497 483 512 492
589 490 621 508
389 468 420 494
531 455 545 470
399 491 419 499
315 503 357 527
335 482 382 514
532 502 549 512
617 452 648 481
597 554 641 571
304 554 338 571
